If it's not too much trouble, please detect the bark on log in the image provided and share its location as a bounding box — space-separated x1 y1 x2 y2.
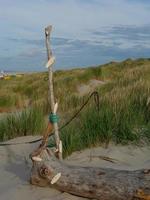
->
30 147 150 200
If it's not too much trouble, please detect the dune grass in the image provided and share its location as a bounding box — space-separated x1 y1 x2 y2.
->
0 66 102 112
0 106 45 141
57 59 150 157
0 58 150 157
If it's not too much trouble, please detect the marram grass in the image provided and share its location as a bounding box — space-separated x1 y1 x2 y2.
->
0 106 45 141
0 58 150 157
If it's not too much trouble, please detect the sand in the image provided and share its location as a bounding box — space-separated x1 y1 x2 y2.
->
77 79 105 96
0 136 150 200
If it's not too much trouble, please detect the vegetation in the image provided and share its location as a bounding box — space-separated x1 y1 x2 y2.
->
0 58 150 157
0 66 102 112
0 106 45 141
55 59 150 156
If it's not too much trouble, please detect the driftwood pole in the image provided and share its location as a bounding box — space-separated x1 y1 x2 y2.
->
45 25 62 159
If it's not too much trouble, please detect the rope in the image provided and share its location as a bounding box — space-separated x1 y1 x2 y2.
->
58 91 99 131
0 91 99 146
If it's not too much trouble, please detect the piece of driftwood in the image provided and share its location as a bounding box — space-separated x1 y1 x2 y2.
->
30 146 150 200
45 25 62 159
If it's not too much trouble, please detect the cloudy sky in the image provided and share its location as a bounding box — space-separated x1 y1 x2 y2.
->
0 0 150 71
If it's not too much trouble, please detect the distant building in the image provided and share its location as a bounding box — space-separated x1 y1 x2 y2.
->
0 70 5 79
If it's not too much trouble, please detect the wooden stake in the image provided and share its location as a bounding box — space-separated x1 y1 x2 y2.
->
45 25 62 160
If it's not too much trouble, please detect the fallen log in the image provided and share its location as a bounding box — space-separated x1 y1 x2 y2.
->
30 147 150 200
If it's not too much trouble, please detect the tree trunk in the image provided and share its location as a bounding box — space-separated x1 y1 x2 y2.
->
30 147 150 200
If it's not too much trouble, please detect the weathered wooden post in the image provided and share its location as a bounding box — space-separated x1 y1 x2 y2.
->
45 25 62 160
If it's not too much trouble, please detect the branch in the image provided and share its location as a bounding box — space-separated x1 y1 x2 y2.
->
45 25 62 160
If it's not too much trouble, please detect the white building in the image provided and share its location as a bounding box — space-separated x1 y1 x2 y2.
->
0 70 6 79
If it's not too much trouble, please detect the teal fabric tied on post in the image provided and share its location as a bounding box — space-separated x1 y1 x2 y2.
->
49 113 59 124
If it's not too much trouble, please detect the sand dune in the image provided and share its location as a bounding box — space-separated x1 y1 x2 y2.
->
77 79 105 96
0 136 150 200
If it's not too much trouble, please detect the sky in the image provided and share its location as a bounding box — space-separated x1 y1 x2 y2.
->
0 0 150 71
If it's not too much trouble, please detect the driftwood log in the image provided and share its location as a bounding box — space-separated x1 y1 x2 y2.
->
30 146 150 200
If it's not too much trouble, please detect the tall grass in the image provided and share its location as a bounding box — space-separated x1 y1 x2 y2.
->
0 106 45 141
56 62 150 157
0 66 102 112
0 59 150 158
60 91 150 157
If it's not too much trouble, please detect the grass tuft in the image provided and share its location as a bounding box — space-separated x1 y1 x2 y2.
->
0 106 45 141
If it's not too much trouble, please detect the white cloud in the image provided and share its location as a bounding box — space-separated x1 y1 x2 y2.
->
0 0 150 71
0 0 150 39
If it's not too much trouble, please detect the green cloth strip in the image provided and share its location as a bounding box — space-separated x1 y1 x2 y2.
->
49 113 59 123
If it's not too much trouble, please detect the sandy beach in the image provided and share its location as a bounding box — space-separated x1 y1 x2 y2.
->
0 136 150 200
